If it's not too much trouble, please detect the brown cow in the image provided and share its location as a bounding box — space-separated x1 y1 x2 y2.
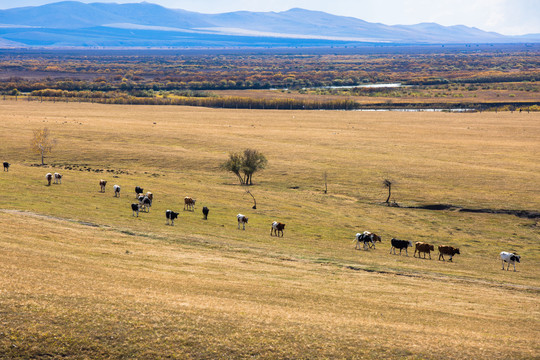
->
271 221 286 237
184 196 196 211
438 245 460 262
414 242 435 259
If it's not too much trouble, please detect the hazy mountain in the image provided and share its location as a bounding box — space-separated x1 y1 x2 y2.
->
0 1 537 48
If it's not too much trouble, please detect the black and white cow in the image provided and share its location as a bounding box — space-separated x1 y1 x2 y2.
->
113 184 121 197
3 162 9 171
390 238 413 256
131 203 140 217
166 210 179 226
237 214 248 230
202 206 209 220
138 195 152 212
135 186 144 198
354 231 382 250
46 173 53 186
500 251 521 271
53 172 62 184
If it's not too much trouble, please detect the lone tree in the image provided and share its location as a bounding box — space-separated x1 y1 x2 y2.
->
221 148 267 185
383 179 393 205
31 127 55 165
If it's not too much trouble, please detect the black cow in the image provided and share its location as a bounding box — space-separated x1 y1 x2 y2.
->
131 203 140 217
3 162 9 171
202 206 209 220
166 210 179 226
390 238 413 256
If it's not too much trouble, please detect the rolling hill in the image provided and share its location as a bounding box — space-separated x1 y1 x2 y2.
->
0 1 537 48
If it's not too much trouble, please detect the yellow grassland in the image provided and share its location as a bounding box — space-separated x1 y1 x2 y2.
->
0 101 538 359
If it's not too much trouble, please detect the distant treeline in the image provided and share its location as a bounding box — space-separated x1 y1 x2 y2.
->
4 92 537 112
24 91 359 110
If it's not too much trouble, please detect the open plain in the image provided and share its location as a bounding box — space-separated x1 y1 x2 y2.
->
0 101 539 359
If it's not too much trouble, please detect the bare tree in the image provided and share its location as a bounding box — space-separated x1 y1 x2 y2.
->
383 179 392 205
31 128 56 165
246 189 257 209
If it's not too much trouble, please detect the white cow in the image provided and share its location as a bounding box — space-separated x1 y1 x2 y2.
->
53 172 62 184
113 184 121 197
500 251 521 271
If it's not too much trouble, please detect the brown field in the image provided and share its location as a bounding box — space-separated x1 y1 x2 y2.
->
0 101 539 359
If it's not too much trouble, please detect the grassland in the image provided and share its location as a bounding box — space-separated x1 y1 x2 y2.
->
0 101 539 359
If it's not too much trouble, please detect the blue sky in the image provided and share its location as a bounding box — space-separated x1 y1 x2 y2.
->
0 0 538 35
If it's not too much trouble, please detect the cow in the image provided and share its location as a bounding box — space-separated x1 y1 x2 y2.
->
113 184 121 197
414 242 435 259
271 221 286 237
139 195 152 212
390 238 413 256
500 251 521 271
166 210 179 226
237 214 248 230
99 180 107 192
131 203 140 217
354 231 381 250
46 172 53 186
146 192 153 202
135 186 144 198
202 206 209 220
438 245 460 262
3 162 9 171
53 172 62 184
184 197 196 211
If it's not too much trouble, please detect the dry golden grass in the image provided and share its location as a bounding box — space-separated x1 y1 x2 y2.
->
0 101 539 359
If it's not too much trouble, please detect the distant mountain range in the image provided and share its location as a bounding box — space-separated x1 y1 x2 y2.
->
0 1 538 48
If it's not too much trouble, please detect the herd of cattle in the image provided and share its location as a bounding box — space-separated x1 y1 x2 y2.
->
1 163 526 272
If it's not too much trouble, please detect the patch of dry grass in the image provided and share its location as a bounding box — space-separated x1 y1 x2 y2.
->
0 101 538 359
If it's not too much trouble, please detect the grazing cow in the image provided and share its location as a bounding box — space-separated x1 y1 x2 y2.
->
113 184 121 197
184 197 196 211
53 172 62 184
390 238 413 256
135 186 144 198
202 206 209 220
237 214 248 230
3 162 9 171
271 221 286 237
500 251 521 271
165 210 179 226
131 203 140 217
414 242 435 259
438 245 460 262
354 231 382 250
139 195 152 212
45 172 53 186
99 180 107 192
146 192 153 202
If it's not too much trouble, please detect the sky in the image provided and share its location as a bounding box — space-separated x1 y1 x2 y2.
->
0 0 538 35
